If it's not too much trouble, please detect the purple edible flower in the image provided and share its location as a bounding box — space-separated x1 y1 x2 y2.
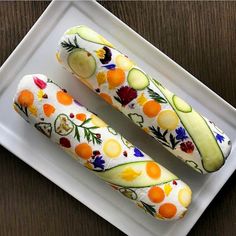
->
175 127 188 141
134 147 144 157
216 133 225 143
91 156 105 170
101 64 116 69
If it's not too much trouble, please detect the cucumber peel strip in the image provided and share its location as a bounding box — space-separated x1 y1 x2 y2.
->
150 77 224 172
94 161 177 188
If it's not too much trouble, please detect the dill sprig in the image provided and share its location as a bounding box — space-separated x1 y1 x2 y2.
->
61 36 80 52
147 87 167 104
74 118 102 145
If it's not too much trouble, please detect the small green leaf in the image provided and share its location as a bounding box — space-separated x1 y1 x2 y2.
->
61 36 80 52
169 133 180 149
140 201 156 216
147 87 167 104
80 118 92 126
149 126 180 150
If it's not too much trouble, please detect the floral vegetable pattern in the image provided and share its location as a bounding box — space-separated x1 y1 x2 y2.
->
57 25 232 174
14 74 192 220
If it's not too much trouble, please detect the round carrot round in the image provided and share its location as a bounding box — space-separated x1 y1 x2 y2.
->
159 203 177 219
75 143 92 160
143 100 161 118
148 186 165 203
76 113 86 121
146 162 161 179
56 91 73 105
107 68 125 89
43 104 55 117
100 93 113 105
17 89 34 107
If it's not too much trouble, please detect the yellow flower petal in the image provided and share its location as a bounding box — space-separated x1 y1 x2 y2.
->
28 105 38 117
95 48 106 59
13 103 19 113
142 127 149 134
37 90 44 101
96 71 107 86
56 52 62 63
164 183 172 196
84 161 93 170
120 167 141 181
137 93 148 106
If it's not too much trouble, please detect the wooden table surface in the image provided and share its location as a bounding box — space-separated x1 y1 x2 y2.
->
0 1 235 235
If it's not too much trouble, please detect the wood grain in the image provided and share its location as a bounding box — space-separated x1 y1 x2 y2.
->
0 1 235 236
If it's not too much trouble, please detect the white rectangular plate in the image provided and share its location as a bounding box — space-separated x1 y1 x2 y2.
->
0 1 235 236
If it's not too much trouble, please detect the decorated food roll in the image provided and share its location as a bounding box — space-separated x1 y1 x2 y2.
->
13 74 192 220
57 25 232 174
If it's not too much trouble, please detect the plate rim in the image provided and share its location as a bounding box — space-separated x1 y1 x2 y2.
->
0 1 235 236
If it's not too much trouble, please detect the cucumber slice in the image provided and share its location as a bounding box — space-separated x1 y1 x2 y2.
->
68 49 96 79
151 78 224 172
95 161 176 188
127 68 149 90
172 95 192 113
66 25 114 48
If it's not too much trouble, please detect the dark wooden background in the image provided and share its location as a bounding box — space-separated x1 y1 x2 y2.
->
0 1 235 235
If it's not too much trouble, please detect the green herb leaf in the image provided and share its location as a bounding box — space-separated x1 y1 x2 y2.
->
147 87 167 104
169 133 181 149
61 36 80 52
14 102 29 117
149 126 180 150
140 201 156 216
